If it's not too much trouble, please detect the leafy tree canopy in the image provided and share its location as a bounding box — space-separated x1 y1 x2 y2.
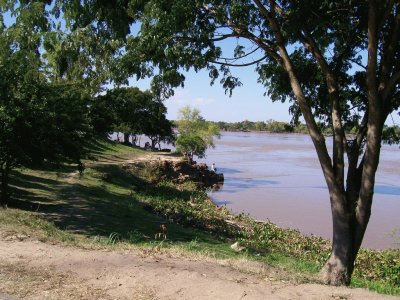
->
90 87 175 148
176 106 219 161
0 1 93 206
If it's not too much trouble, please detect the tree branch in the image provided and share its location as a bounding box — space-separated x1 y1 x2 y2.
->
382 69 400 101
300 29 345 188
255 0 336 188
349 58 367 70
211 33 239 42
202 2 282 65
253 0 271 23
245 34 282 63
354 0 383 254
211 54 268 67
355 114 368 150
379 3 400 98
218 46 260 61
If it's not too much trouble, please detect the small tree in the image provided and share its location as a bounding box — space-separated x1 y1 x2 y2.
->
175 106 220 162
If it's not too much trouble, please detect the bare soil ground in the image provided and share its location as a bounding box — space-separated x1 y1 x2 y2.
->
0 232 398 300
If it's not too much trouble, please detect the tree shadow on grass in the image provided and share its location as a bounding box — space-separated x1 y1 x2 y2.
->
9 170 65 210
10 171 61 193
8 164 222 245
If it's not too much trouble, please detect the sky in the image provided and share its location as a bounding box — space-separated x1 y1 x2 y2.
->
131 65 399 125
130 65 294 123
128 22 295 123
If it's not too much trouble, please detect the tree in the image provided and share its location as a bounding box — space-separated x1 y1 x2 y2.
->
175 106 220 162
90 87 174 147
0 2 92 207
265 119 292 133
142 100 175 150
93 87 153 143
254 121 266 131
0 44 91 206
39 0 400 285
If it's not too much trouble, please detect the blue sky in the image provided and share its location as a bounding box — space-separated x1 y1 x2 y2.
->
130 67 293 122
128 27 294 123
131 63 399 125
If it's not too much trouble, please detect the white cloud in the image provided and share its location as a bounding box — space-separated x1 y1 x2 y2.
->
193 97 215 106
166 93 215 107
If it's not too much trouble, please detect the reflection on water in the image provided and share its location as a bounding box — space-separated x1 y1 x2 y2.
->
217 177 279 194
199 132 400 250
374 185 400 196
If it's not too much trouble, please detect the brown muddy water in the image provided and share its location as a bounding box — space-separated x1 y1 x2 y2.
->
198 131 400 250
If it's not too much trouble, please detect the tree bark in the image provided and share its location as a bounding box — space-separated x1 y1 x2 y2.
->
151 138 156 150
321 188 353 285
123 133 130 144
0 161 10 208
132 135 137 146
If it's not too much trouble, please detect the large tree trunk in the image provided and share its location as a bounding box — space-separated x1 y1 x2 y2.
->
0 162 10 208
123 133 130 144
151 138 157 150
321 189 354 285
132 135 137 146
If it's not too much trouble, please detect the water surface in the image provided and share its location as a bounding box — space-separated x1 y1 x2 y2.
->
199 132 400 249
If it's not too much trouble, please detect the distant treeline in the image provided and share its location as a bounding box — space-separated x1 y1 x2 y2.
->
202 119 314 134
185 119 400 139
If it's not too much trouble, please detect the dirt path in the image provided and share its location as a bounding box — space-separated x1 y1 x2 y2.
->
0 235 398 300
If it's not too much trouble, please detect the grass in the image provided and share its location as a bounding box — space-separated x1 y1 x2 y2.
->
4 140 230 251
1 138 399 296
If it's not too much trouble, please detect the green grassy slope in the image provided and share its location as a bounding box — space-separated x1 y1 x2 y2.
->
1 138 399 296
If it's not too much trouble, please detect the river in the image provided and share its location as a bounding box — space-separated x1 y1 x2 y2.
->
198 131 400 250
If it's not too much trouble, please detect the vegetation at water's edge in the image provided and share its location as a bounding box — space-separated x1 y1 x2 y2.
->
202 119 400 140
175 106 220 163
1 139 399 296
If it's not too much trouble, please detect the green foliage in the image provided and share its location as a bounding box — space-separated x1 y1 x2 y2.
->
382 125 400 145
211 120 326 134
176 134 208 160
90 87 175 148
355 249 400 286
107 232 121 245
0 13 91 205
175 106 220 161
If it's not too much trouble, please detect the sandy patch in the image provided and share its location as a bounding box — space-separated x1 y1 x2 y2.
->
0 235 397 300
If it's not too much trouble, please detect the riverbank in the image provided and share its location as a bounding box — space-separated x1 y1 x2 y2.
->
0 139 399 298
